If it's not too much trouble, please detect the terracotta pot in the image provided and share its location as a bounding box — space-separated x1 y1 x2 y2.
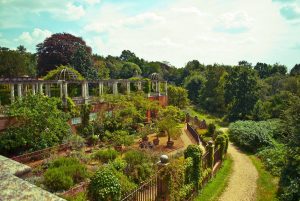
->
153 138 160 145
114 145 123 152
142 136 149 142
166 141 174 148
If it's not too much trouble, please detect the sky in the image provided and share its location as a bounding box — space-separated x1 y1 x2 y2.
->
0 0 300 69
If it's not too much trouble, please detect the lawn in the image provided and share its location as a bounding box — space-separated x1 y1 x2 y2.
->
194 155 233 201
248 155 279 201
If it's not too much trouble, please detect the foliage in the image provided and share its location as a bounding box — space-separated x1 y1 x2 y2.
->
224 66 259 121
184 73 206 104
93 148 119 163
43 157 88 192
229 120 280 152
184 145 203 186
207 123 216 137
0 95 71 155
88 167 121 201
0 47 36 77
109 158 127 171
256 145 287 176
111 130 134 146
167 85 189 108
63 134 86 151
290 64 300 76
124 150 153 183
278 101 300 201
43 65 84 80
36 33 92 76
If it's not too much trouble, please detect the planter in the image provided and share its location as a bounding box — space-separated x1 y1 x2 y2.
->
166 141 174 148
153 138 160 145
114 145 123 152
142 136 149 142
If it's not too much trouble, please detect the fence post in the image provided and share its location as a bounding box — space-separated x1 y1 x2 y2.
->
207 141 215 177
157 155 169 201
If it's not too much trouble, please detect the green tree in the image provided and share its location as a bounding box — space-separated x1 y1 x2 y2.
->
254 62 272 78
167 85 189 108
199 66 227 115
184 73 206 104
119 62 142 79
271 63 287 75
224 66 259 121
290 64 300 76
278 102 300 201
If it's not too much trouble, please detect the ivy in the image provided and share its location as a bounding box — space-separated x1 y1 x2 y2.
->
184 145 203 187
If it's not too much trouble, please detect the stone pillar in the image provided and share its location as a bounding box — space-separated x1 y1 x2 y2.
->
63 82 68 98
155 81 159 93
157 155 169 200
60 82 63 98
165 81 168 95
39 83 44 95
17 83 22 98
137 81 142 91
99 82 104 96
45 84 50 97
207 141 215 177
32 84 36 95
158 81 161 95
82 82 86 99
10 84 15 103
113 81 118 95
24 85 28 95
126 82 130 94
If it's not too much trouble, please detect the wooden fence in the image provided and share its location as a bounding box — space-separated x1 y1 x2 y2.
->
11 143 70 164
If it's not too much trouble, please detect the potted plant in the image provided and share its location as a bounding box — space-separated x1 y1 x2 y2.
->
158 117 181 148
112 130 134 151
153 134 160 145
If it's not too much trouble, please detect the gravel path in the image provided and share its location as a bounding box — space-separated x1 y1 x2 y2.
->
218 143 258 201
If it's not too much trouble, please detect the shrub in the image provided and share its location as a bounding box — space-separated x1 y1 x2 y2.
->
111 168 137 196
124 150 153 183
63 134 86 150
184 145 203 186
93 148 119 163
43 168 73 191
257 145 287 176
88 167 121 201
109 158 127 171
207 123 216 137
229 120 279 152
111 130 134 147
43 157 88 192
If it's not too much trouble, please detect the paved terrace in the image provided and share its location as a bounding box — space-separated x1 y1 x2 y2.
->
0 155 65 201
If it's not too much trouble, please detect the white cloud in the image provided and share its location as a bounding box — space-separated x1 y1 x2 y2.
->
15 28 52 48
65 3 85 20
85 0 101 5
215 11 253 33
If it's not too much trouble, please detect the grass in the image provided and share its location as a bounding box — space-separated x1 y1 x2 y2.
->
248 155 279 201
194 155 233 201
184 106 224 128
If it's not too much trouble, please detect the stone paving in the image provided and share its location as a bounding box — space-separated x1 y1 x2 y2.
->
0 155 65 201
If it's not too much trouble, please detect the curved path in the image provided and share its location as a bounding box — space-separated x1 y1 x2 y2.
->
218 143 258 201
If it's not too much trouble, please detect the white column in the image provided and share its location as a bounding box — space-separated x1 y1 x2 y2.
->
39 83 44 95
82 82 86 99
126 82 131 94
10 84 15 103
63 82 68 98
165 81 168 95
32 84 36 95
137 81 142 91
86 82 89 97
113 82 118 95
17 84 22 98
60 83 63 98
158 81 161 95
99 82 104 96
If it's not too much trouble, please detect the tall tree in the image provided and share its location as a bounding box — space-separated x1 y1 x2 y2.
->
184 73 206 104
290 64 300 76
167 85 189 109
36 33 92 76
254 62 272 78
271 63 287 75
199 66 227 115
224 66 259 121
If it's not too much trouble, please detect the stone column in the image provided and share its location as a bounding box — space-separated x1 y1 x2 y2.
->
63 82 68 98
10 84 15 103
126 82 130 94
157 155 170 200
82 82 86 99
99 82 104 96
155 81 159 93
165 81 168 95
137 81 142 91
17 83 22 98
32 84 36 95
113 81 118 95
39 83 44 95
24 85 28 95
158 81 161 95
45 84 50 97
60 82 63 98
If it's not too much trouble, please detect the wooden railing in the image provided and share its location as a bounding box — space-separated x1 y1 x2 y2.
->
187 123 201 145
